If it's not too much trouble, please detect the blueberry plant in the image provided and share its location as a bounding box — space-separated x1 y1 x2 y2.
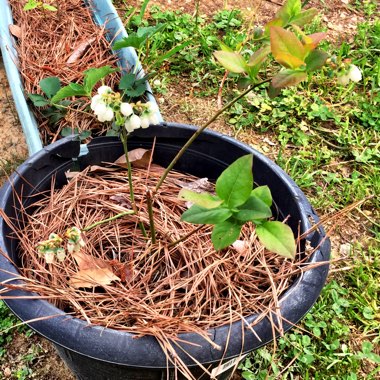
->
32 0 362 265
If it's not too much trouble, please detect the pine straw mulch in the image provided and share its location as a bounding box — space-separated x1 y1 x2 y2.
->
8 0 121 144
2 161 317 336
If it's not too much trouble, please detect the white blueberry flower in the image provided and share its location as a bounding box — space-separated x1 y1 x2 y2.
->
56 248 66 262
97 107 114 122
97 85 112 95
120 102 133 117
124 119 134 133
140 115 150 129
149 113 160 125
146 101 159 114
93 102 107 116
45 250 55 264
67 242 75 254
337 73 350 86
130 114 142 129
348 65 362 82
90 94 103 111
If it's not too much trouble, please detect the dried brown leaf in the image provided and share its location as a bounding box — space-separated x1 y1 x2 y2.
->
232 240 250 255
9 24 21 39
70 267 120 288
177 177 214 192
115 149 152 169
67 37 96 64
70 251 120 288
109 194 131 208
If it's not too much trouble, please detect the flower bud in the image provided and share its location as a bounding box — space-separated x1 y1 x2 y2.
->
140 115 150 129
45 250 55 264
97 85 112 95
130 114 142 130
146 101 159 114
56 248 66 262
97 107 114 122
120 102 133 117
67 242 75 254
337 73 350 86
149 113 160 125
93 102 107 116
90 94 103 111
348 65 362 83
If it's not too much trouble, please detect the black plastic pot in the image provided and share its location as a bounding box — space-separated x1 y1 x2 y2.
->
0 123 330 379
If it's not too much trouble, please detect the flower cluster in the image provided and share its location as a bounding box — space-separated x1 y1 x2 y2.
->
36 227 85 264
36 233 66 264
90 86 160 133
65 227 85 254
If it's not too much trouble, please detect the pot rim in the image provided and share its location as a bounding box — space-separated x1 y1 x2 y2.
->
0 123 330 368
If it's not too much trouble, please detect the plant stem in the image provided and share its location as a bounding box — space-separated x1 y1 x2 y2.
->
120 128 147 237
120 129 136 204
82 211 134 232
155 79 271 191
146 189 156 244
168 225 204 248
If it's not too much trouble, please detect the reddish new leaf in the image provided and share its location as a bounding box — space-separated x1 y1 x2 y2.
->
271 69 307 88
270 26 306 67
303 32 327 53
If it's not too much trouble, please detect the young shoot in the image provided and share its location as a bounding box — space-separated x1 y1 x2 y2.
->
179 155 296 258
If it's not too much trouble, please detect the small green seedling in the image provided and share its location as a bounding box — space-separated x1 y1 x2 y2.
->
180 154 296 258
23 0 57 11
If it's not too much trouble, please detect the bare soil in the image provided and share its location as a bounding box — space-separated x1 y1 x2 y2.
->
0 0 371 379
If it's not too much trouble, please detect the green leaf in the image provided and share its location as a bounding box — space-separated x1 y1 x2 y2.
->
252 186 272 207
42 4 57 11
181 205 232 225
114 34 146 50
119 73 137 90
178 189 223 209
271 69 307 89
216 154 253 208
211 220 242 250
248 46 271 68
51 83 87 103
256 221 296 258
124 83 147 98
28 93 49 107
213 51 247 74
291 8 318 26
23 0 38 10
39 77 61 99
83 66 116 95
114 24 165 50
79 130 91 141
247 46 271 77
61 127 78 137
305 49 329 72
270 26 306 65
136 24 165 39
276 0 302 24
235 194 272 222
218 41 234 52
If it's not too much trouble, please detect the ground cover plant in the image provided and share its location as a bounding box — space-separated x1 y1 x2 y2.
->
0 0 379 379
